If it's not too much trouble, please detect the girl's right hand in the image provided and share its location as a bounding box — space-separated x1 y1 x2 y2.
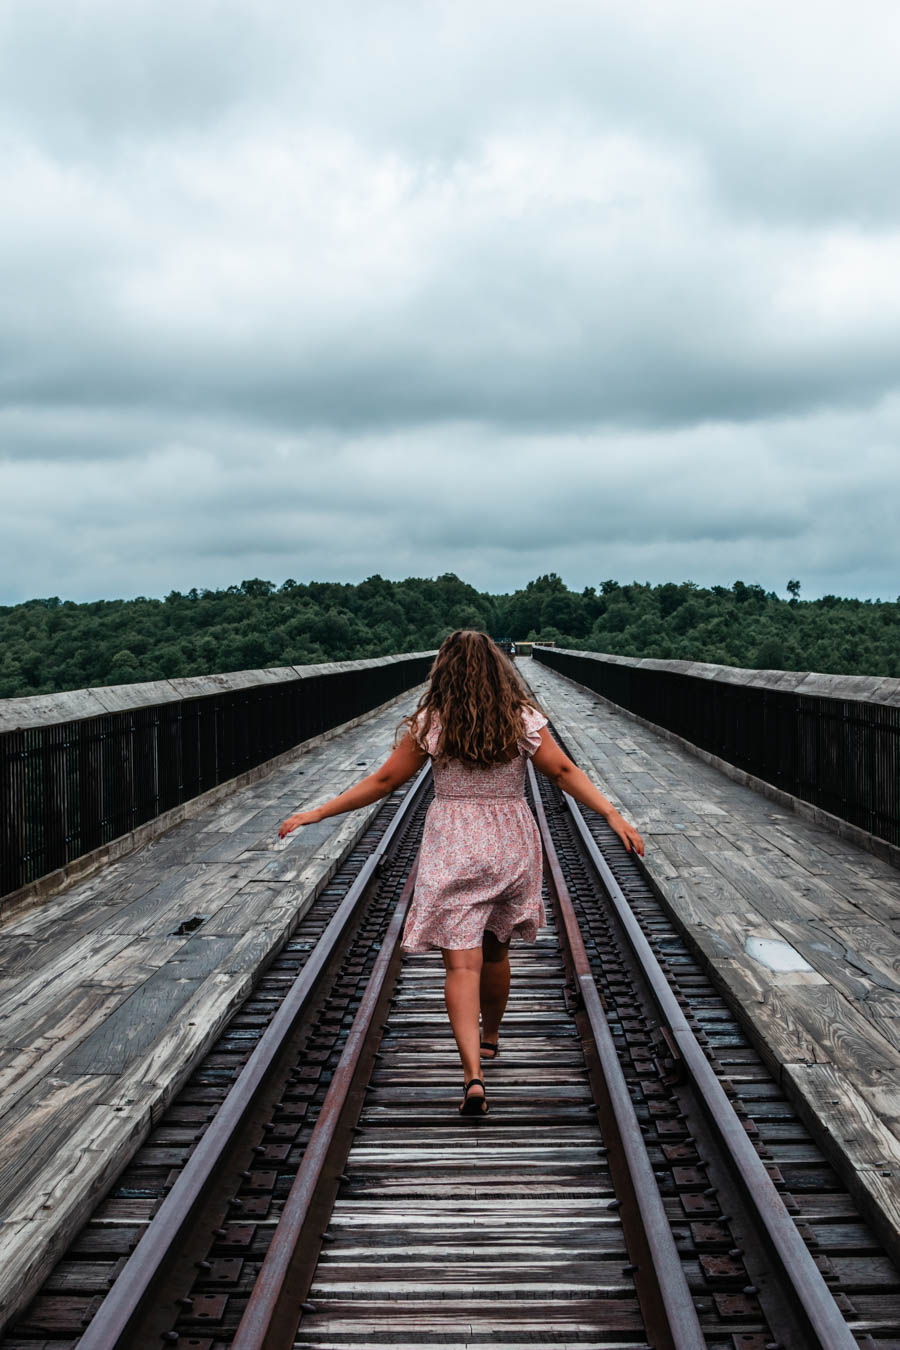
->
278 808 323 838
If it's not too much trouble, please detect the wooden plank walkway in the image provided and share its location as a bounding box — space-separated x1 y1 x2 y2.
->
0 687 421 1333
525 656 900 1263
299 930 646 1347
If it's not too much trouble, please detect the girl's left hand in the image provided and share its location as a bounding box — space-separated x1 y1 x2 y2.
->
607 810 645 856
278 808 322 838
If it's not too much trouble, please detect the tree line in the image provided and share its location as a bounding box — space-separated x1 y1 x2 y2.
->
1 571 898 699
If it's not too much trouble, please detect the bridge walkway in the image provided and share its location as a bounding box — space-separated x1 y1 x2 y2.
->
4 656 900 1333
0 686 421 1331
525 655 900 1265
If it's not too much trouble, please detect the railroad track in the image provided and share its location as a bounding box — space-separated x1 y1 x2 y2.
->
3 725 900 1348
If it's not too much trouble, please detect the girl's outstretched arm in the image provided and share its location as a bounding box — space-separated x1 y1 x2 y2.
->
531 727 645 855
278 732 428 838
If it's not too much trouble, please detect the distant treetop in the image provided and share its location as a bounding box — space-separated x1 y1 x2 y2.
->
0 573 897 698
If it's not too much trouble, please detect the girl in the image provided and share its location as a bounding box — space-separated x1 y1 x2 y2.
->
279 630 644 1117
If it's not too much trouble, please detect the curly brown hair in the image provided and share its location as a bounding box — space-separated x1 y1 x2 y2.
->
402 630 543 768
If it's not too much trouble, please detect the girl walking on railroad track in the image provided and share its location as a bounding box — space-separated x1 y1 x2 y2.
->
279 630 644 1118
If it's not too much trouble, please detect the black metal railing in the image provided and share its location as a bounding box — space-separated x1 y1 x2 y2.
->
0 655 433 902
534 647 900 849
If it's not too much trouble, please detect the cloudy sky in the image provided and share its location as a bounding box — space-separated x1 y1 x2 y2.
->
2 0 899 604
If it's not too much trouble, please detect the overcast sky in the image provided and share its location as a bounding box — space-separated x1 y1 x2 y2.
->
2 0 899 605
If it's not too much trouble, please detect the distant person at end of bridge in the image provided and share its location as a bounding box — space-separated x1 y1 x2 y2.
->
278 630 644 1118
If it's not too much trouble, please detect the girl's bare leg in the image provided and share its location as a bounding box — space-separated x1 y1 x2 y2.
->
479 929 510 1055
441 947 485 1109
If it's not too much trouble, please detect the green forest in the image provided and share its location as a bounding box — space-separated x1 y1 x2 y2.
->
1 572 899 699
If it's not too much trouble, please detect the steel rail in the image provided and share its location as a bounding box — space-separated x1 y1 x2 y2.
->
231 860 419 1349
77 762 431 1350
527 761 705 1350
560 781 860 1350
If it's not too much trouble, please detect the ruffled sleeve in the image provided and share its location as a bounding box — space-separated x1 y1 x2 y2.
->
412 709 441 757
517 704 548 758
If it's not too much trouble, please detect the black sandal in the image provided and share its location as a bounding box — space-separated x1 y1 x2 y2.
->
480 1038 500 1059
459 1077 488 1116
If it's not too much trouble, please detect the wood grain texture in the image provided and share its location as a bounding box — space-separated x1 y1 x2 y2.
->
784 1063 900 1263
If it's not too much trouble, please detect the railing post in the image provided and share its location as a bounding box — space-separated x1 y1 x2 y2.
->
0 731 26 898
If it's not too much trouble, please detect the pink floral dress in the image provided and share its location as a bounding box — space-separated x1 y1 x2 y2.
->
401 705 548 954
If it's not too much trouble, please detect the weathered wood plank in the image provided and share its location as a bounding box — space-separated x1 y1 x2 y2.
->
704 954 900 1082
57 934 240 1075
102 866 250 937
0 932 135 1027
0 986 125 1119
0 1074 117 1209
0 1096 151 1327
784 1063 900 1265
196 881 300 936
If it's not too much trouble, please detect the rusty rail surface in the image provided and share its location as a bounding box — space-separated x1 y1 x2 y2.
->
196 779 708 1350
76 762 431 1350
231 766 709 1350
559 778 860 1350
230 863 419 1349
527 760 706 1350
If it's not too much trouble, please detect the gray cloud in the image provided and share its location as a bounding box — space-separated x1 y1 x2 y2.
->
1 0 899 604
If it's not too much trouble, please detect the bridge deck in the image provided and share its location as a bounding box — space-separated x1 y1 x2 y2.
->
0 688 420 1331
525 656 900 1262
4 659 900 1330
